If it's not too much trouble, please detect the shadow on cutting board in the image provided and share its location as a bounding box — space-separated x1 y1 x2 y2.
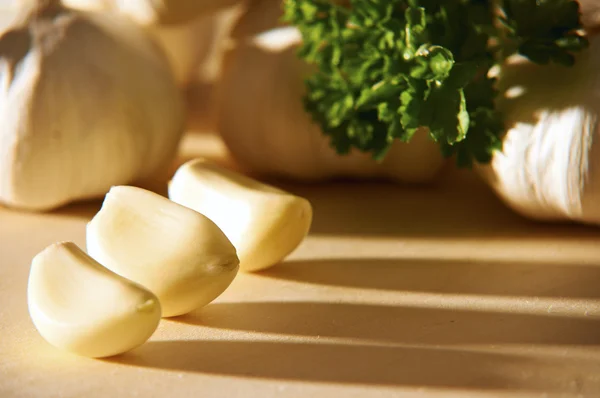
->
177 301 600 346
111 299 600 391
110 256 600 391
113 336 600 392
113 339 581 391
284 177 600 240
260 258 600 299
32 143 600 242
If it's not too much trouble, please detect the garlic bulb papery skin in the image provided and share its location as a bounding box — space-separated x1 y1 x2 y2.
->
61 0 240 86
110 0 241 26
580 0 600 34
62 0 241 25
477 35 600 224
148 15 218 85
229 0 286 39
0 1 184 211
216 25 446 182
148 6 243 86
28 242 161 358
0 2 21 31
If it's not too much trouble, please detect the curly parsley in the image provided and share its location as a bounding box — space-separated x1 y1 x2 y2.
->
283 0 588 166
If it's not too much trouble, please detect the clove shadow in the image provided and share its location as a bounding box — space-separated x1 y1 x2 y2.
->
185 80 217 133
112 339 600 392
176 301 600 346
282 178 600 240
50 199 102 220
260 258 600 299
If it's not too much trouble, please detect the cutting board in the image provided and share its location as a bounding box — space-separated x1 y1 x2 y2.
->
2 132 600 398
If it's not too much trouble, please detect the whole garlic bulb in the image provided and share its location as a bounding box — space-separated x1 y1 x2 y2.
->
580 0 600 34
217 25 445 182
0 0 184 211
60 0 240 85
478 35 600 225
148 14 219 85
229 0 284 39
105 0 240 26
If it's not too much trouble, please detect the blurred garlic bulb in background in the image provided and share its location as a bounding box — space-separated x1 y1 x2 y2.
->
229 0 284 39
0 0 184 210
102 0 240 26
478 35 600 225
579 0 600 34
148 14 221 85
216 2 445 182
60 0 242 85
106 0 243 85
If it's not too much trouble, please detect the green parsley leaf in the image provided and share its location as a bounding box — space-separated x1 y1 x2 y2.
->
284 0 588 166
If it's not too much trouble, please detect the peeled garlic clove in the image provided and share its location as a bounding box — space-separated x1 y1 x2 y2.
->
0 1 184 211
28 242 161 358
169 158 313 272
87 186 239 317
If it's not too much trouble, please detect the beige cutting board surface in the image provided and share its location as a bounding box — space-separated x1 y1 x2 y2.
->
2 132 600 398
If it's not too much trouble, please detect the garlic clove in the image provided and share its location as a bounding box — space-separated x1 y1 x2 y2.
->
27 242 161 358
86 186 240 317
169 158 313 272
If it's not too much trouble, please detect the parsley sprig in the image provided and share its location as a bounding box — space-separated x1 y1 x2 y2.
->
283 0 588 167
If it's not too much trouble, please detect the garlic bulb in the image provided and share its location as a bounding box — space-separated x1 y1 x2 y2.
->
62 0 239 25
478 35 600 225
62 0 241 26
148 14 219 85
229 0 285 39
151 6 243 86
60 0 240 85
0 0 184 210
217 24 445 182
580 0 600 34
109 0 241 26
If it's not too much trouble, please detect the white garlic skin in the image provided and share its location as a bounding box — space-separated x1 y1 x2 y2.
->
28 242 161 358
148 15 218 85
108 0 241 26
579 0 600 33
217 23 445 183
0 3 184 211
478 35 600 224
62 0 242 85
